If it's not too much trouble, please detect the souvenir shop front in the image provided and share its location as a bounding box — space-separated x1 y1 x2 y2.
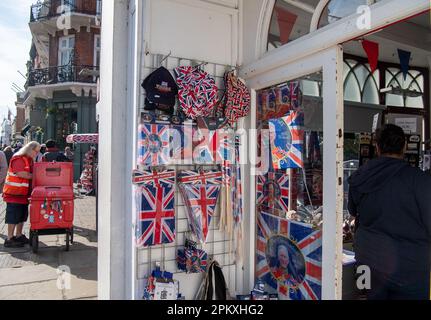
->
97 0 431 300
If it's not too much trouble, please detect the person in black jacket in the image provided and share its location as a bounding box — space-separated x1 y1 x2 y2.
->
43 140 69 162
348 124 431 300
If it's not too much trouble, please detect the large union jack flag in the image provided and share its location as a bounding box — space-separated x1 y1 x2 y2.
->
135 170 176 247
256 211 322 300
269 111 304 169
256 170 290 212
138 123 171 166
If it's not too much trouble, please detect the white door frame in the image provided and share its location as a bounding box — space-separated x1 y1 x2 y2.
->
242 45 344 300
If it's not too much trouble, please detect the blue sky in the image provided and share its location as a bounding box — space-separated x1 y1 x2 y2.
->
0 0 34 121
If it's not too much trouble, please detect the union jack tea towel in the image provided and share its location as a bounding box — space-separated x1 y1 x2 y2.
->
269 111 304 169
138 123 171 166
135 170 176 247
256 210 322 300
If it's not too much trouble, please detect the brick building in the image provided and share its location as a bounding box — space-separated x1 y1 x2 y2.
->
22 0 101 179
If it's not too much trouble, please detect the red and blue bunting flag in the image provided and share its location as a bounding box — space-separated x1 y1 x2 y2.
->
179 170 222 243
256 210 322 300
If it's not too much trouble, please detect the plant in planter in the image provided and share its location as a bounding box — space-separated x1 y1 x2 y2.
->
45 106 57 119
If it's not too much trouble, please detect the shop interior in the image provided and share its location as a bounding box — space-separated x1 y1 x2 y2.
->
262 1 430 300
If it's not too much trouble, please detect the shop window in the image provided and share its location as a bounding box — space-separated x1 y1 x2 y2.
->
318 0 368 29
268 0 320 51
343 59 380 105
384 68 424 108
255 72 324 300
55 102 78 148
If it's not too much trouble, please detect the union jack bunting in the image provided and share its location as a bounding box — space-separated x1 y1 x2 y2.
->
138 123 171 166
136 182 175 247
132 169 176 186
179 184 221 243
269 111 304 169
288 81 302 110
174 66 218 120
178 170 223 185
256 210 322 300
256 170 290 212
193 127 234 164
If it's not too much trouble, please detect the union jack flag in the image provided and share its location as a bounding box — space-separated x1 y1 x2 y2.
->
269 111 304 169
256 170 290 212
179 183 221 243
138 123 171 166
256 210 322 300
136 183 175 247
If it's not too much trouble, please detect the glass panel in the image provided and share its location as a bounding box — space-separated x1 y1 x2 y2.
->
318 0 368 29
386 93 404 107
405 96 424 109
255 72 323 300
344 73 361 102
268 0 320 51
363 75 380 105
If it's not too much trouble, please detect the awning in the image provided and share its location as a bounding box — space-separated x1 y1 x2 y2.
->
66 134 99 144
21 124 31 136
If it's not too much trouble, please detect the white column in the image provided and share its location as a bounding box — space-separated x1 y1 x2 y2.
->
98 0 131 300
321 45 344 300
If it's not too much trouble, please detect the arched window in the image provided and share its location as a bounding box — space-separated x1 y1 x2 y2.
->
384 68 425 108
267 0 321 51
343 59 380 105
317 0 369 29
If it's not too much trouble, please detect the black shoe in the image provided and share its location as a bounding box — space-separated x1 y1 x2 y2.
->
4 238 25 248
14 235 30 245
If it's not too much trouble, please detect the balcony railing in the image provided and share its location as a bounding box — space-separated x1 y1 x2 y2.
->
30 0 101 23
27 65 99 87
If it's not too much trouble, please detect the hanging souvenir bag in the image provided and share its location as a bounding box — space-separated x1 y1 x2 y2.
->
177 239 208 273
223 71 251 125
174 66 219 120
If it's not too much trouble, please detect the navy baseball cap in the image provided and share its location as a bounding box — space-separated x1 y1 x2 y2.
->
142 66 178 114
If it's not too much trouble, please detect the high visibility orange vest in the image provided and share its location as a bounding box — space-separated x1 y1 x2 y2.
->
3 156 31 196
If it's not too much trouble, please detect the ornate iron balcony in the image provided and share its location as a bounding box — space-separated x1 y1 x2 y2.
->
30 0 100 23
27 65 99 87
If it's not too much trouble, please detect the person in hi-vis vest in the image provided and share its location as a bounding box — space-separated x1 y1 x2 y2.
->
2 142 40 248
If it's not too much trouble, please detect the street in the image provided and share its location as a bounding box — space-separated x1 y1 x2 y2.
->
0 196 97 300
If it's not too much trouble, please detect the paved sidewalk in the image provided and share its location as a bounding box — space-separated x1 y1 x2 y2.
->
0 196 97 300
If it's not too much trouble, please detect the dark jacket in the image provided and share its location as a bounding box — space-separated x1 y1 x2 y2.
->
43 148 69 162
348 157 431 282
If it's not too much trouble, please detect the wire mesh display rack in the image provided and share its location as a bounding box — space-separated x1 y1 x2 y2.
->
135 52 240 298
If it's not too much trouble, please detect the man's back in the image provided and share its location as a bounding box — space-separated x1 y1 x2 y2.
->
349 157 431 280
